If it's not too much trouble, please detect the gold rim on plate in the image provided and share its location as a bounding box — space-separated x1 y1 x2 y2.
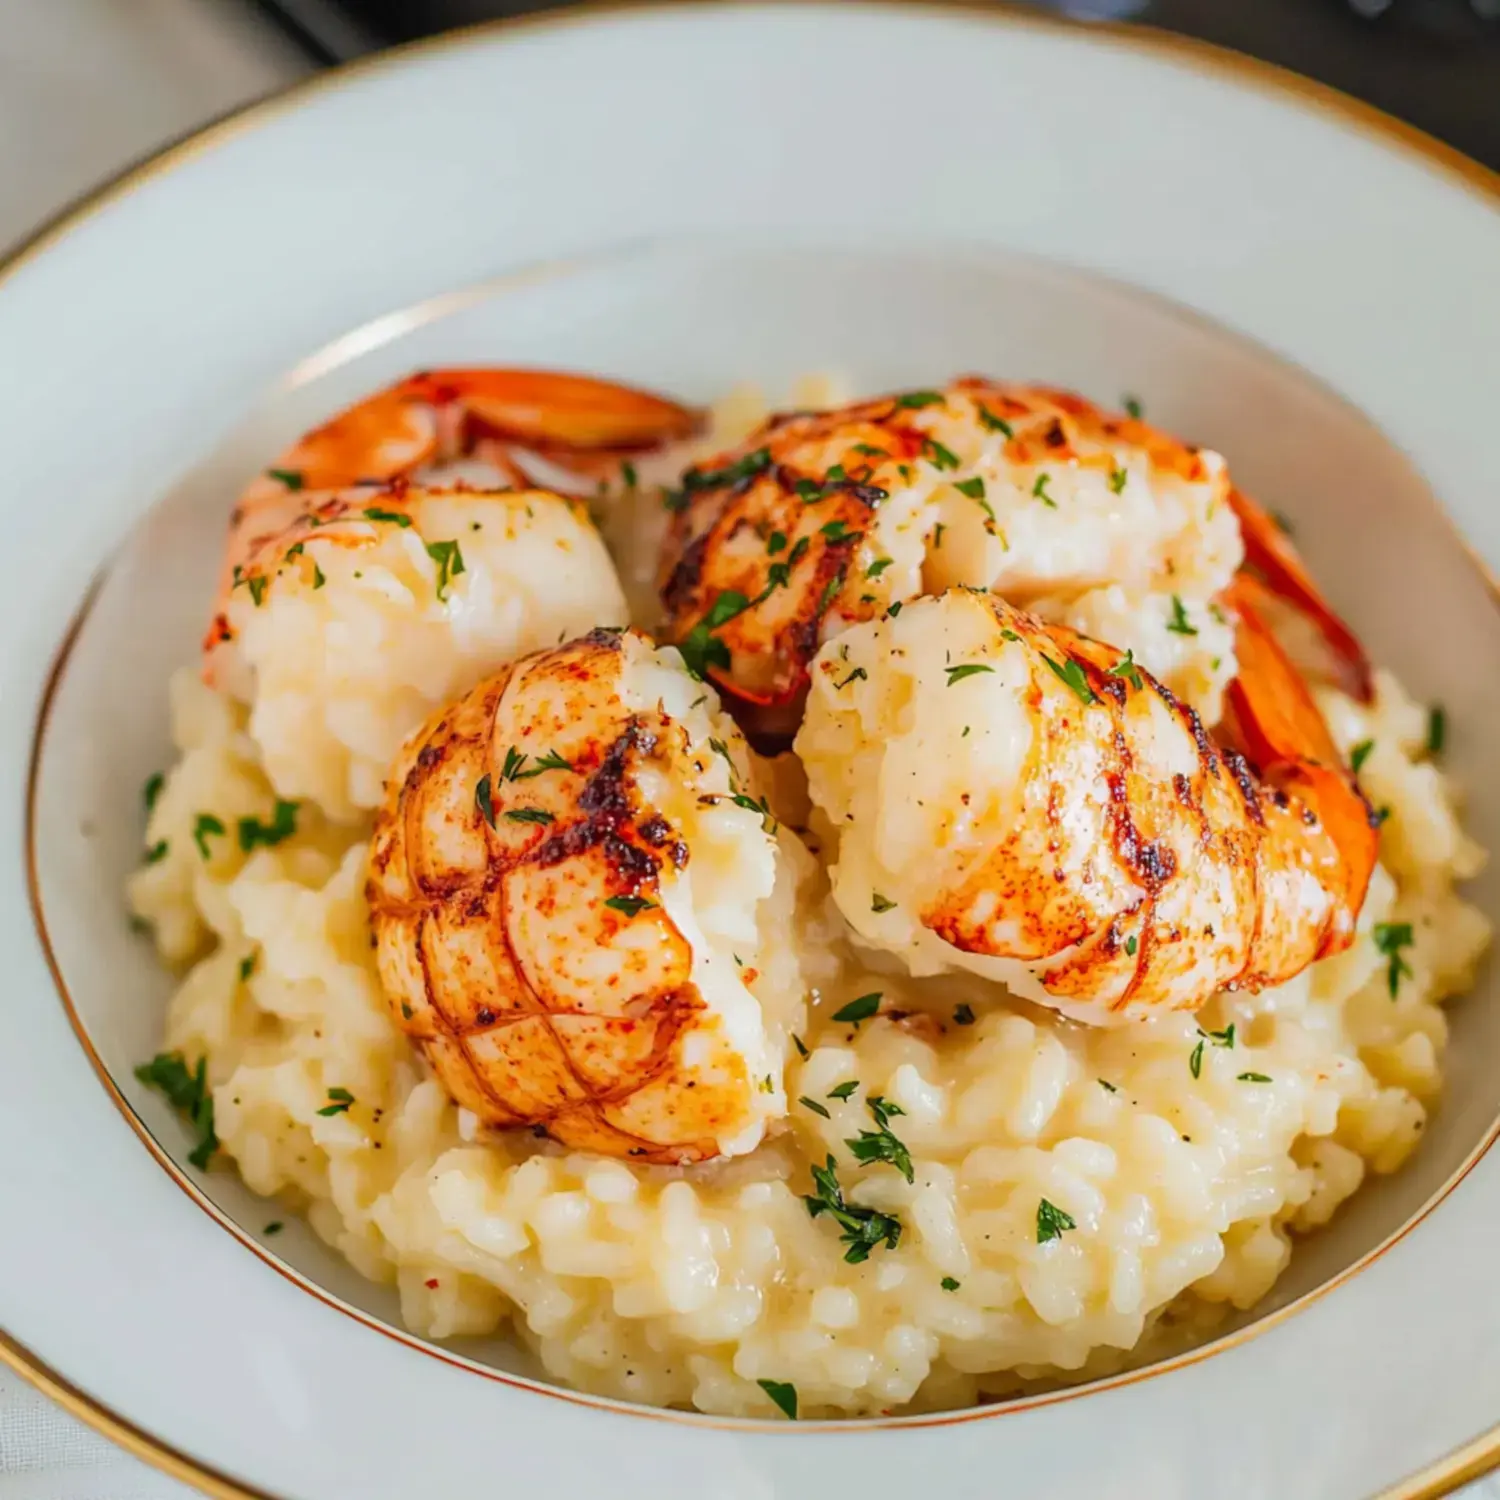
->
5 5 1500 1498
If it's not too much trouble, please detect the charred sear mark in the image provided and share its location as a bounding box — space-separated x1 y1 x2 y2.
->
1104 772 1178 893
660 528 711 614
1221 748 1265 824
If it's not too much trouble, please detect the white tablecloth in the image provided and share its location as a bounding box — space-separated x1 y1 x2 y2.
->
0 2 1495 1497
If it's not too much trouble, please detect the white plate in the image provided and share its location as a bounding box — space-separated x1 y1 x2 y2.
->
3 5 1499 1497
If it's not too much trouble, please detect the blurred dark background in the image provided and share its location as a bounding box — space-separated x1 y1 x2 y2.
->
255 0 1500 169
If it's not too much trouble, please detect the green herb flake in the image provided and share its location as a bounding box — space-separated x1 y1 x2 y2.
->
871 893 897 914
1043 655 1098 706
1125 935 1138 957
192 813 226 861
514 749 573 780
145 840 169 865
954 475 986 500
1373 921 1415 998
363 507 413 527
923 438 961 472
264 1221 284 1235
1098 1078 1118 1093
866 556 894 579
1350 739 1375 774
1032 473 1057 508
620 461 638 489
1189 1038 1205 1079
1237 1072 1273 1083
932 522 945 549
803 1153 903 1263
504 808 556 827
267 467 304 490
238 799 298 853
977 406 1013 437
767 530 788 555
1108 650 1143 690
604 894 657 917
886 601 903 618
1427 706 1446 756
832 992 882 1026
941 1276 961 1291
1166 595 1198 636
1109 466 1128 495
847 1120 914 1184
317 1086 354 1117
945 663 995 686
1123 395 1144 420
895 390 944 409
792 1034 809 1059
312 561 326 589
675 446 772 501
820 519 857 542
758 1378 799 1420
238 953 257 983
853 443 889 458
143 772 165 814
827 1081 860 1102
1036 1197 1077 1244
953 1003 976 1026
800 1096 831 1119
425 538 465 601
475 774 497 829
135 1051 219 1168
246 575 268 607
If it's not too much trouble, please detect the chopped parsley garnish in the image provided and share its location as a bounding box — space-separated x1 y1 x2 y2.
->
312 561 326 589
1350 739 1374 774
820 519 857 542
1374 805 1391 825
400 1002 414 1020
767 530 787 555
833 666 868 690
1166 595 1198 636
1237 1072 1272 1083
1109 466 1128 495
800 1096 831 1119
1205 1023 1236 1049
871 893 897 913
363 507 413 527
932 522 945 549
192 813 226 860
977 405 1012 437
1108 650 1143 690
620 461 638 489
1036 1197 1077 1244
475 774 496 828
803 1154 903 1263
145 840 169 864
264 1221 284 1235
817 569 846 616
246 575 268 607
238 799 298 852
731 792 778 833
887 600 903 617
758 1379 799 1420
604 895 656 917
1123 395 1144 420
1031 473 1057 508
704 589 751 628
945 663 995 686
941 1276 961 1291
847 1110 914 1184
1373 921 1415 998
504 808 556 826
828 1081 860 1101
853 443 889 459
425 538 465 601
832 992 882 1026
501 747 527 782
1189 1038 1205 1079
867 1095 906 1128
866 556 894 579
1427 706 1446 756
923 438 961 472
267 467 304 490
953 1003 975 1026
238 953 257 983
1043 655 1098 705
1098 1078 1118 1093
514 749 573 779
792 1034 809 1059
896 390 944 408
143 772 164 814
1125 935 1138 957
667 447 772 511
135 1051 218 1168
954 475 986 500
317 1086 354 1117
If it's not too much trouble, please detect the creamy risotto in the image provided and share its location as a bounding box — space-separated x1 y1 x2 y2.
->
127 378 1490 1420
